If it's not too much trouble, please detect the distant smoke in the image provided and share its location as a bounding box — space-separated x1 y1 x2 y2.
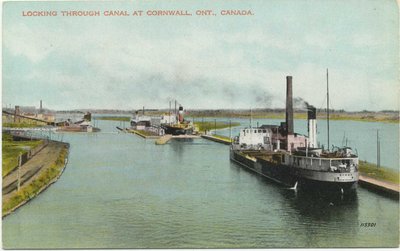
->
293 97 314 109
129 72 277 109
222 86 237 102
293 97 312 109
255 91 273 108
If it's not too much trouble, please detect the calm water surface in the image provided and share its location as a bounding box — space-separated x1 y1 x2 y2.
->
2 119 399 248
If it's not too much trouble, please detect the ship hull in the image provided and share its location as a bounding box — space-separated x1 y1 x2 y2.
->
162 125 193 135
230 150 358 193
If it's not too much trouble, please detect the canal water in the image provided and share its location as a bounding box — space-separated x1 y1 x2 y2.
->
2 119 399 248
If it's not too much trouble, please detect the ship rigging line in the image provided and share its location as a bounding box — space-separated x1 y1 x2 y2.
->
327 68 330 151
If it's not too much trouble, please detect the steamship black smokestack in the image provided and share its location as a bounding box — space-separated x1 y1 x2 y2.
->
307 105 316 120
286 76 294 135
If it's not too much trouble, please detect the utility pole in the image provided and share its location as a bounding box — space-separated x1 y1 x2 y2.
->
229 120 232 140
17 153 22 191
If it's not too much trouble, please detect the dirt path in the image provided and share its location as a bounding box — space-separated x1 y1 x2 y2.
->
2 142 65 199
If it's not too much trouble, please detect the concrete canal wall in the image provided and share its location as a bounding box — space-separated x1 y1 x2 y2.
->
358 175 399 199
201 134 231 145
128 129 160 139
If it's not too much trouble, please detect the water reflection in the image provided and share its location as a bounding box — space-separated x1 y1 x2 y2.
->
284 189 359 218
169 139 193 158
229 159 363 247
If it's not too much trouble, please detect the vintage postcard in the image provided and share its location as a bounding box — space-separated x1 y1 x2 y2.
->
2 0 399 249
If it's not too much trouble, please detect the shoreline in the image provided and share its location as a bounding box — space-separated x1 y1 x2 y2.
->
358 175 399 199
92 112 399 124
188 114 399 124
2 141 70 218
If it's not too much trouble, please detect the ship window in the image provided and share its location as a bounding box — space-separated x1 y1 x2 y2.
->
264 137 270 144
263 130 267 133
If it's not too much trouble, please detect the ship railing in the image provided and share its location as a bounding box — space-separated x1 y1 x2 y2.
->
290 155 358 173
231 143 272 151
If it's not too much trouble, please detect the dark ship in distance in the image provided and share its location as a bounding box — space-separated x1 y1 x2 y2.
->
161 105 194 135
230 76 359 193
130 103 194 136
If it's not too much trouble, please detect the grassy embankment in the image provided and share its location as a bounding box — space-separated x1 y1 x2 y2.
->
95 116 130 122
194 121 240 133
2 123 46 128
2 144 69 216
2 114 48 128
131 129 158 137
194 121 240 143
209 134 232 143
359 161 399 184
2 133 43 177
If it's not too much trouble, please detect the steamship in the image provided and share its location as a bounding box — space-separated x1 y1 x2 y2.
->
161 105 194 135
230 75 359 192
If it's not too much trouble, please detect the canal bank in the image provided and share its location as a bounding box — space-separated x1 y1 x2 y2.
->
2 119 399 248
2 140 69 218
358 175 399 198
127 129 160 139
201 134 231 145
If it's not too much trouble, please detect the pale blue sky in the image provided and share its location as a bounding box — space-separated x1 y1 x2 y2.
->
2 0 399 111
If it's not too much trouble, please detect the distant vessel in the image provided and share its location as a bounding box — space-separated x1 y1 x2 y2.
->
162 105 193 135
129 103 193 136
230 75 359 192
57 112 100 132
130 113 151 129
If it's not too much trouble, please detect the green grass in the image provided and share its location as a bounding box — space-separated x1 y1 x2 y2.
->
194 121 240 132
133 129 158 137
95 116 130 122
359 161 399 184
211 134 232 143
2 122 46 128
2 133 43 177
2 145 68 216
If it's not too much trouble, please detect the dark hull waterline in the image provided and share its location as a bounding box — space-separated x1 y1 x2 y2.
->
230 150 358 193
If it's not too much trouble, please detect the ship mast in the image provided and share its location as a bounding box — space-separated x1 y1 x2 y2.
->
327 68 330 151
250 107 252 128
377 129 381 168
169 101 171 125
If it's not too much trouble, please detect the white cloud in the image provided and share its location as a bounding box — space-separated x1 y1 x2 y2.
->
3 14 398 111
